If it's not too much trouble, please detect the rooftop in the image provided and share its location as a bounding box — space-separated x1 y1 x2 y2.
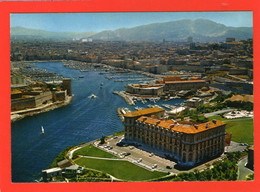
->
164 80 206 84
124 107 165 118
137 116 226 134
42 167 62 174
11 89 22 95
230 95 253 103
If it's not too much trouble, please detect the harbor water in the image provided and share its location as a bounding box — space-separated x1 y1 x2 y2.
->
11 61 184 182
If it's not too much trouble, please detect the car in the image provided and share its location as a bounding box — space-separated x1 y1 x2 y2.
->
129 146 134 150
122 144 129 147
113 136 118 139
137 158 142 163
104 145 109 148
125 152 131 156
166 166 172 169
152 164 157 169
116 142 123 146
149 153 154 157
108 146 113 150
120 152 127 156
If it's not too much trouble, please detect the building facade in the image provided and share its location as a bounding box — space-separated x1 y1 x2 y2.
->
164 80 206 92
124 109 226 166
126 84 164 96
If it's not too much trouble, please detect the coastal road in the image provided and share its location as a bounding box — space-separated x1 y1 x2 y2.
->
204 109 236 118
237 156 254 181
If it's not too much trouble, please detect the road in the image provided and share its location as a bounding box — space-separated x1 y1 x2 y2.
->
225 141 248 153
204 109 235 117
237 156 254 181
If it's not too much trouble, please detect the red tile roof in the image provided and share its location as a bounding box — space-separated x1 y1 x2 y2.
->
124 107 165 118
136 116 226 134
165 80 206 84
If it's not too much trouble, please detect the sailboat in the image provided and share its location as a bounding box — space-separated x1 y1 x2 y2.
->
41 126 45 134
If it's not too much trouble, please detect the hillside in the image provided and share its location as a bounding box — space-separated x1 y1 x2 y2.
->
11 19 253 42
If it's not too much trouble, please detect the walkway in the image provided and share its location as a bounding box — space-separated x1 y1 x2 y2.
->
78 155 125 161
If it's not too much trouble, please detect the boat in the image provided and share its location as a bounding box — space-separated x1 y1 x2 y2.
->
41 126 44 134
100 82 103 88
79 76 84 78
90 94 97 99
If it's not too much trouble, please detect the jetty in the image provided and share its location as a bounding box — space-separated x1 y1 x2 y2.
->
113 91 135 105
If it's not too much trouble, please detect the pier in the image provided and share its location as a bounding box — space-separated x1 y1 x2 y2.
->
113 91 135 105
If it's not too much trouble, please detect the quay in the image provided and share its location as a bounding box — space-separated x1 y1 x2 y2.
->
113 91 135 105
117 108 125 122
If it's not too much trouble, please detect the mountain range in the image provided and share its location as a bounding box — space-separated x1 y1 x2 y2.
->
11 19 253 42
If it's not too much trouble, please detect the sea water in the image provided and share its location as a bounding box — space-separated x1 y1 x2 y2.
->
11 62 184 182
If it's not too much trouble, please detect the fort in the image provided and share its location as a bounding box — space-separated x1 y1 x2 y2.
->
11 78 73 121
125 76 207 97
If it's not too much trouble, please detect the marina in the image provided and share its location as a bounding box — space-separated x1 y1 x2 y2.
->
11 61 185 182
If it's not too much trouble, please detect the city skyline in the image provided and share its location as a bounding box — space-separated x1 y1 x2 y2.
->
11 11 253 33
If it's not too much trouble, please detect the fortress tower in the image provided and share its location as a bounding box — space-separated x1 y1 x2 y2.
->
62 78 72 96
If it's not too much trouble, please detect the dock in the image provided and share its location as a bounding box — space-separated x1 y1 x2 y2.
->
113 91 135 105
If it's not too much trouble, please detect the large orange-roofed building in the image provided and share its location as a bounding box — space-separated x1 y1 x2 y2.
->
123 108 226 167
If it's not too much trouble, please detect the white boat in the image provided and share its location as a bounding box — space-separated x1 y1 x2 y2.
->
90 94 97 99
41 126 44 134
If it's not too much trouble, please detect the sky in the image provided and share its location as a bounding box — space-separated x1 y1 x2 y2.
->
10 12 253 32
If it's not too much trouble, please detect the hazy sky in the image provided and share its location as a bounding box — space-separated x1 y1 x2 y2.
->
10 12 253 32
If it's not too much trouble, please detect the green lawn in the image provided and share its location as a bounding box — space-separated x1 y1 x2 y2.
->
208 116 254 145
75 157 167 181
73 144 118 159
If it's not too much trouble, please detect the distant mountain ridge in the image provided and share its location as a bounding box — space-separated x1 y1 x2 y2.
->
11 27 96 41
11 19 253 42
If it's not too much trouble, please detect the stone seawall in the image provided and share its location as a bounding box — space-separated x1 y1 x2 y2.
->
11 95 74 122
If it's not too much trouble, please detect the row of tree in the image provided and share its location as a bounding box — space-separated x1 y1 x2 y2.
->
167 151 246 181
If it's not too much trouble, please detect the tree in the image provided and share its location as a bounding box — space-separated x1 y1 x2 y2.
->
100 135 106 144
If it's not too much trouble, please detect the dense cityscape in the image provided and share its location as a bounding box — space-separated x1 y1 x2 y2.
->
11 17 254 182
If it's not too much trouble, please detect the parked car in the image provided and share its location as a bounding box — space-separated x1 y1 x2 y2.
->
152 164 157 169
149 153 154 157
137 158 142 163
125 152 131 156
116 142 124 147
166 166 172 169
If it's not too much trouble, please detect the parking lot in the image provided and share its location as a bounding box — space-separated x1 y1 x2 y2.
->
94 135 178 173
93 135 248 174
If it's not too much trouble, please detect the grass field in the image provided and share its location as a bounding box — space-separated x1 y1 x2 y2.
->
208 116 254 145
75 157 167 181
73 144 118 159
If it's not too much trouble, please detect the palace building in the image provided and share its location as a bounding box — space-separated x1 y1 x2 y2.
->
123 108 226 166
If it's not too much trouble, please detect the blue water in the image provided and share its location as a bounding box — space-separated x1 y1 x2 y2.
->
11 62 184 182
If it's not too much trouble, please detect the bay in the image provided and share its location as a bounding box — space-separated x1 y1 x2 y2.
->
11 61 184 182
